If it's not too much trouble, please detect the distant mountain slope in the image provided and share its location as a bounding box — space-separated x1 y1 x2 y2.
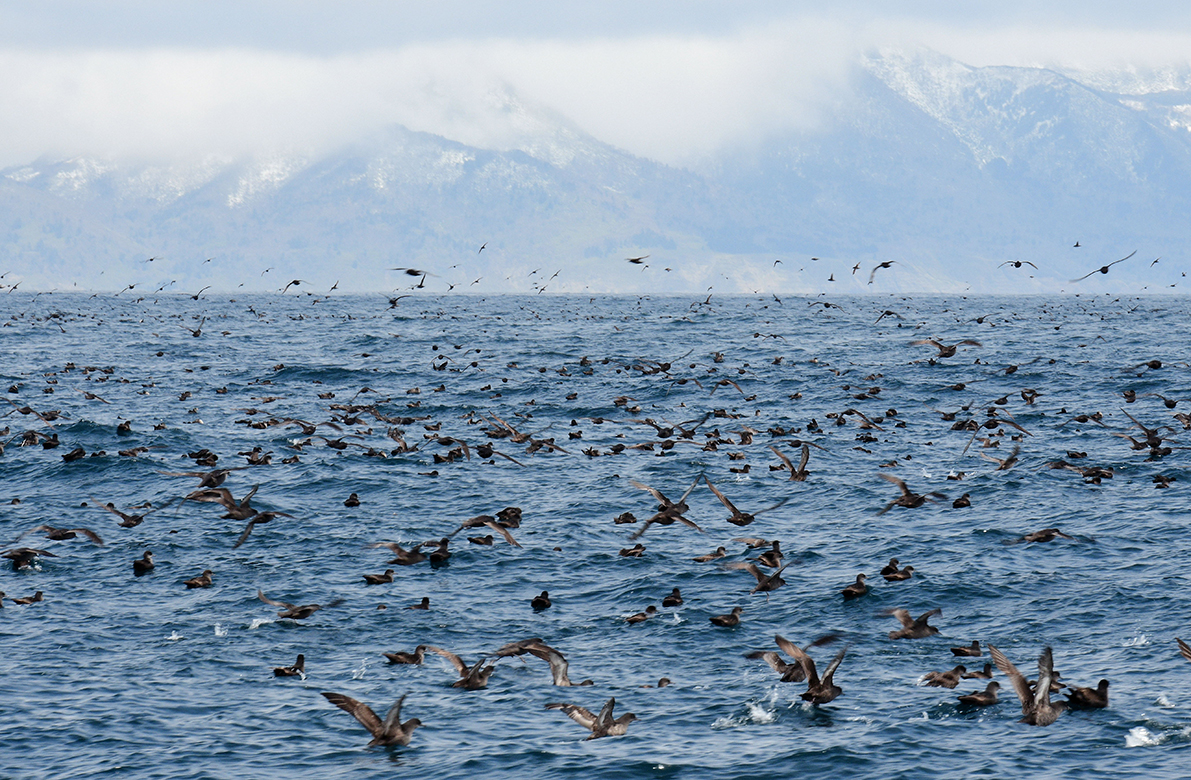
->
3 49 1191 294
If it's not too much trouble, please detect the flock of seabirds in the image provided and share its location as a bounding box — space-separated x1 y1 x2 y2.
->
2 251 1191 751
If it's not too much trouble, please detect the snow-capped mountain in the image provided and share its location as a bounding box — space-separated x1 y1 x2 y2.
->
3 49 1191 294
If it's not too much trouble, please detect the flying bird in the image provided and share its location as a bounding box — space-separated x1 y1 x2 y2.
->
321 692 422 747
989 645 1067 726
257 590 342 620
545 697 636 739
868 261 895 284
1070 250 1136 282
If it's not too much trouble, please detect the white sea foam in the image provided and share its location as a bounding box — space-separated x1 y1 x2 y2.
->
1126 726 1162 747
710 699 777 729
352 658 369 680
167 631 184 641
249 617 274 630
746 702 777 724
214 623 228 637
1123 634 1150 647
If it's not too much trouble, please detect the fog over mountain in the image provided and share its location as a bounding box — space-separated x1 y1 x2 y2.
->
3 47 1190 294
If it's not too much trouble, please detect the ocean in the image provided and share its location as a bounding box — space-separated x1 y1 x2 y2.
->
2 292 1190 778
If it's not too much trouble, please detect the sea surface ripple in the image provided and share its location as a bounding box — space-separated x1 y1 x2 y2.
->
2 293 1191 779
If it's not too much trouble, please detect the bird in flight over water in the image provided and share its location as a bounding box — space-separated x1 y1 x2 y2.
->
868 262 895 284
1071 250 1135 282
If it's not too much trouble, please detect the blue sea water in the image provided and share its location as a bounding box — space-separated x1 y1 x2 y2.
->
2 292 1191 779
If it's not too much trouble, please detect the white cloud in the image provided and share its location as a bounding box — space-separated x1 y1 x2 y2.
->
1 15 1190 169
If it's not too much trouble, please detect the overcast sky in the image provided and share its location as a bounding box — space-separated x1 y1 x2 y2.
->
3 2 1191 167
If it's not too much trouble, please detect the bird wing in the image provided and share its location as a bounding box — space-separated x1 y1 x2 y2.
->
777 637 819 685
546 702 598 730
1033 646 1055 711
482 521 522 548
768 445 795 472
257 590 295 610
491 637 544 657
1178 638 1191 663
381 694 407 734
185 487 235 510
90 498 134 522
820 645 848 685
673 514 705 534
233 521 257 549
878 472 912 497
797 445 810 473
889 608 916 628
490 448 526 467
67 527 104 546
722 561 765 584
745 650 788 674
11 524 50 545
630 479 670 506
754 562 791 592
525 643 570 686
989 645 1033 715
367 541 407 553
755 496 791 515
773 635 804 660
424 646 470 675
703 476 741 515
321 692 384 738
915 607 942 626
596 697 616 730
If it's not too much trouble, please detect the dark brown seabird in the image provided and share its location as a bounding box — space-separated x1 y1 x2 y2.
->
383 645 428 664
957 681 1000 707
1066 679 1109 709
745 634 839 682
962 663 994 679
321 691 422 747
709 606 743 627
184 570 213 588
1 548 58 570
923 665 967 688
132 551 155 576
274 654 305 677
257 590 343 620
989 645 1067 726
424 646 498 689
545 697 636 739
886 608 941 639
841 573 868 600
